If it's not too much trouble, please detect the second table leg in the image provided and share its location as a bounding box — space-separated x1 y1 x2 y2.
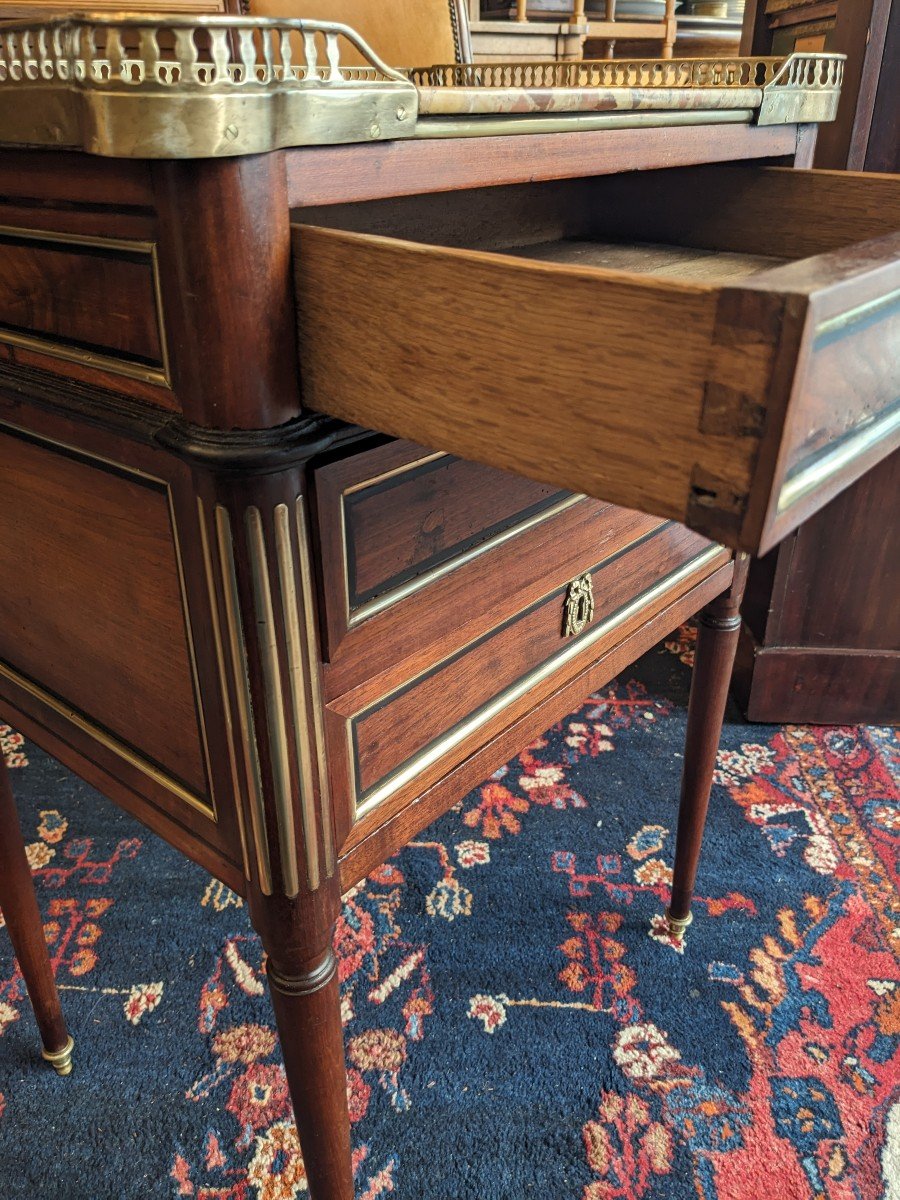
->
0 746 74 1074
666 554 750 942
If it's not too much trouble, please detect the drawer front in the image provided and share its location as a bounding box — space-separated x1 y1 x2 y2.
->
755 247 900 547
314 438 659 698
0 226 168 386
314 438 564 658
327 516 728 842
296 166 900 557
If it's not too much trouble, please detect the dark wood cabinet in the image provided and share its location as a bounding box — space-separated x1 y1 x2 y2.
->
735 0 900 724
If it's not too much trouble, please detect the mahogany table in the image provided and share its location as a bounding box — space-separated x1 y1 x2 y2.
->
0 16 897 1199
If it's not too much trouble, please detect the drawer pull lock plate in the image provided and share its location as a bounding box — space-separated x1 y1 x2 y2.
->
563 573 595 638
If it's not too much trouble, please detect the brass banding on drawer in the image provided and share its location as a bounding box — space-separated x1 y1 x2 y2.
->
777 402 900 516
334 523 725 822
0 225 170 387
314 438 592 691
349 491 581 625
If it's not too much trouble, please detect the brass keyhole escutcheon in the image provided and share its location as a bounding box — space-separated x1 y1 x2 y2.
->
563 573 594 637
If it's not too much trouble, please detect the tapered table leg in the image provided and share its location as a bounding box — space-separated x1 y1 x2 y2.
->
264 927 354 1200
666 554 750 943
0 750 73 1074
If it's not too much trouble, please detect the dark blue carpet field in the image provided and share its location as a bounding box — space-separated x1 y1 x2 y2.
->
1 626 898 1199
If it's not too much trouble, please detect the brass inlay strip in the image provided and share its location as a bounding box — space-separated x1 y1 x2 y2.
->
353 544 725 820
413 109 755 139
0 224 170 387
215 505 273 895
340 450 447 630
295 496 336 877
274 503 321 892
151 243 172 386
0 417 164 484
777 402 900 516
246 507 300 900
169 493 218 826
0 225 154 255
0 330 167 387
355 524 666 714
0 658 212 818
813 286 900 340
343 451 447 497
346 490 582 628
198 498 250 880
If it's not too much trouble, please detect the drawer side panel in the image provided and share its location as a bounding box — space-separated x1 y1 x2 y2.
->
778 291 900 510
296 225 754 536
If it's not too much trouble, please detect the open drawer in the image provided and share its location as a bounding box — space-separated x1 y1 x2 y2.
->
295 165 900 556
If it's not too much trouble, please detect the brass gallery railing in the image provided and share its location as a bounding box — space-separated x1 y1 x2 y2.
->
0 13 845 157
0 15 418 157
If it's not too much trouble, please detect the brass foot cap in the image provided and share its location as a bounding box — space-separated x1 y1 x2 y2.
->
42 1035 75 1077
664 907 693 941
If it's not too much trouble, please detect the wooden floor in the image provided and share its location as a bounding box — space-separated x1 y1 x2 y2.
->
507 239 785 282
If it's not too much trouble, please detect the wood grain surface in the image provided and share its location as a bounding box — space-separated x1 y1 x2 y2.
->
339 559 734 880
342 452 563 607
0 232 164 371
297 224 745 532
284 122 799 208
585 164 900 258
349 522 714 801
0 425 207 798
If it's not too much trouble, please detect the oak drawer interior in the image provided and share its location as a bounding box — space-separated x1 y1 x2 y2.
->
295 165 900 556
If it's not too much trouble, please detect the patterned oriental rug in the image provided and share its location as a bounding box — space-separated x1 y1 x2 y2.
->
0 627 898 1200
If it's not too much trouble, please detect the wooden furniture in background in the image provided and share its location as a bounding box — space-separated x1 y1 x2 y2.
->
742 0 894 170
734 0 900 724
589 2 744 58
0 1 474 64
249 0 473 65
672 12 742 56
471 0 677 61
0 0 229 13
